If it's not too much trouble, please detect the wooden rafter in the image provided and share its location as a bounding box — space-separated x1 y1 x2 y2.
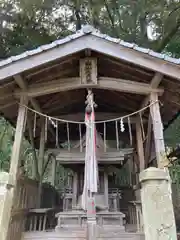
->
46 99 82 114
102 67 148 83
26 55 78 79
101 56 153 77
95 95 136 113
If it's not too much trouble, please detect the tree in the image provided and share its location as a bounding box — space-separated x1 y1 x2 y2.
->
0 0 180 58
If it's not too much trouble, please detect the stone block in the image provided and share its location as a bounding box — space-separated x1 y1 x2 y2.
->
140 167 177 240
0 172 14 240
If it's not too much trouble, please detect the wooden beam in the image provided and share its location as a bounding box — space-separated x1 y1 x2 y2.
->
55 112 146 123
141 73 163 108
150 72 163 88
136 117 145 171
14 75 42 112
99 77 163 95
15 77 80 97
150 92 167 168
14 76 164 98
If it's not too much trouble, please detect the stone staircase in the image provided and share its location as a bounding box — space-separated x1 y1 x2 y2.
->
22 225 144 240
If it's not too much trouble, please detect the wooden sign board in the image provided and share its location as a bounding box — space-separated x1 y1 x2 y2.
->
80 58 97 85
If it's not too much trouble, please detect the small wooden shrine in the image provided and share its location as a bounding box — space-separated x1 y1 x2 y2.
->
0 25 179 240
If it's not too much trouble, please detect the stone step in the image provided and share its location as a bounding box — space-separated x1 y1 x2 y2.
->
98 233 145 239
97 226 144 240
22 226 145 240
22 231 86 239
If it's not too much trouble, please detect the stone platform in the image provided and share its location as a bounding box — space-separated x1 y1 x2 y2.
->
55 210 125 229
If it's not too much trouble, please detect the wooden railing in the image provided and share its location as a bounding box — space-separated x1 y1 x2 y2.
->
14 177 38 209
7 176 39 240
128 201 143 232
25 208 56 232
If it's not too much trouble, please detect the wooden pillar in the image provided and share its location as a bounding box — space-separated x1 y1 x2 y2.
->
51 156 56 187
127 156 133 186
0 96 27 240
9 96 28 182
72 171 78 209
104 170 109 209
37 119 45 208
27 117 39 180
136 118 145 171
51 156 56 207
150 93 167 168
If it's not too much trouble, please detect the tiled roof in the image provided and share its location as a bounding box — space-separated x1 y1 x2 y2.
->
0 25 180 68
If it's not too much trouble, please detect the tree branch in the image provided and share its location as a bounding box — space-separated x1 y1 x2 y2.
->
155 18 180 52
103 0 117 36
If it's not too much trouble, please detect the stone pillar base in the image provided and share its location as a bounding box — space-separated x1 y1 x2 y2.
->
0 172 14 240
140 167 177 240
87 218 97 240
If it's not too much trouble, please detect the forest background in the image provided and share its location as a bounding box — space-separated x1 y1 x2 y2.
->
0 0 180 184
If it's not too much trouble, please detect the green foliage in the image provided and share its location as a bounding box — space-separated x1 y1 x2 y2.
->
0 118 14 171
169 163 180 184
0 117 35 176
0 0 180 58
164 115 180 148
